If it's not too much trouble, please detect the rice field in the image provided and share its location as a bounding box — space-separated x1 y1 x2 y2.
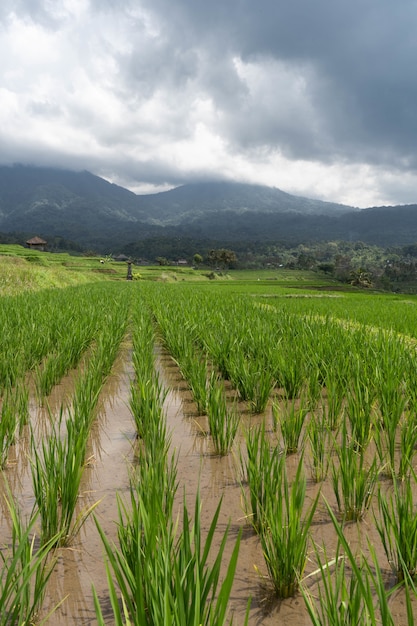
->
2 276 417 624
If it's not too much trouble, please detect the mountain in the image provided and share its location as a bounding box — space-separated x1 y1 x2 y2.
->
0 164 417 253
134 181 355 225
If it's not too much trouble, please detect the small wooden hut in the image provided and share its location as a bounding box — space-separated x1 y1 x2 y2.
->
26 236 47 251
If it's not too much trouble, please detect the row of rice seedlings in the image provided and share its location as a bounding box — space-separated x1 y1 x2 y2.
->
30 291 131 547
240 423 318 597
131 305 157 382
6 283 133 399
0 490 60 626
147 299 210 413
34 327 94 399
206 374 240 455
322 368 346 431
94 300 244 625
0 285 106 392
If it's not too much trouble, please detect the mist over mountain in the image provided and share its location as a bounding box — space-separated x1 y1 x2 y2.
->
0 164 416 254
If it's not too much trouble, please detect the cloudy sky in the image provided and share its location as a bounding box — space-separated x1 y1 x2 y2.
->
1 0 417 207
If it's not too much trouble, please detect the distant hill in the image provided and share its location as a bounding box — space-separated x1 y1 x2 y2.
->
0 164 416 253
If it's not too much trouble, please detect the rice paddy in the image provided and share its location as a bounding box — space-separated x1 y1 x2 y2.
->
2 271 417 624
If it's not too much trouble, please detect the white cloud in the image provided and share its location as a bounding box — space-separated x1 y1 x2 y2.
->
1 0 417 207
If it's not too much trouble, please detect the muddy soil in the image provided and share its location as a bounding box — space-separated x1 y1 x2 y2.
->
0 344 414 625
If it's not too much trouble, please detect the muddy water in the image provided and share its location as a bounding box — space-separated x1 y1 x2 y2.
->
0 345 415 625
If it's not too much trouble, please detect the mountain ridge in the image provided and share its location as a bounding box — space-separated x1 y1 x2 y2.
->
0 164 416 253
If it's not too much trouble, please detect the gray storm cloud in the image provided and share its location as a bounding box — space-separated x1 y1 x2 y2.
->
1 0 417 205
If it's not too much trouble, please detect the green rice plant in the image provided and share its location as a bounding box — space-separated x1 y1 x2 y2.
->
372 387 406 476
94 488 243 626
240 422 283 533
301 500 409 626
344 380 375 452
34 353 62 399
302 542 369 626
322 369 345 431
227 349 275 413
0 380 29 466
0 489 60 626
179 352 210 415
30 414 99 547
274 349 306 399
206 375 240 455
130 377 167 440
376 377 406 435
375 468 417 582
331 419 379 522
308 409 331 482
398 413 417 480
273 397 309 454
306 361 324 410
0 389 18 469
258 455 318 598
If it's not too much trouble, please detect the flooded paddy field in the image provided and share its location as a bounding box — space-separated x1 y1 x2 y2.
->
1 282 417 625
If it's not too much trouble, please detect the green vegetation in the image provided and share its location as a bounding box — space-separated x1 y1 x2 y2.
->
3 246 417 623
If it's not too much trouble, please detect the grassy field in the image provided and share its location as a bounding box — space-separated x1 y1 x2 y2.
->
0 244 349 294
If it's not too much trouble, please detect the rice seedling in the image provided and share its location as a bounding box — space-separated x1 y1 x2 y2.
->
0 489 60 626
179 351 210 415
398 412 417 481
0 388 19 469
240 422 283 533
308 409 331 482
372 392 405 478
274 350 306 399
206 375 240 455
301 542 369 626
375 467 417 583
273 397 309 454
331 419 379 522
344 380 375 452
129 377 168 442
30 413 100 547
94 488 243 625
226 348 275 413
323 372 345 431
257 455 319 598
301 499 409 626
